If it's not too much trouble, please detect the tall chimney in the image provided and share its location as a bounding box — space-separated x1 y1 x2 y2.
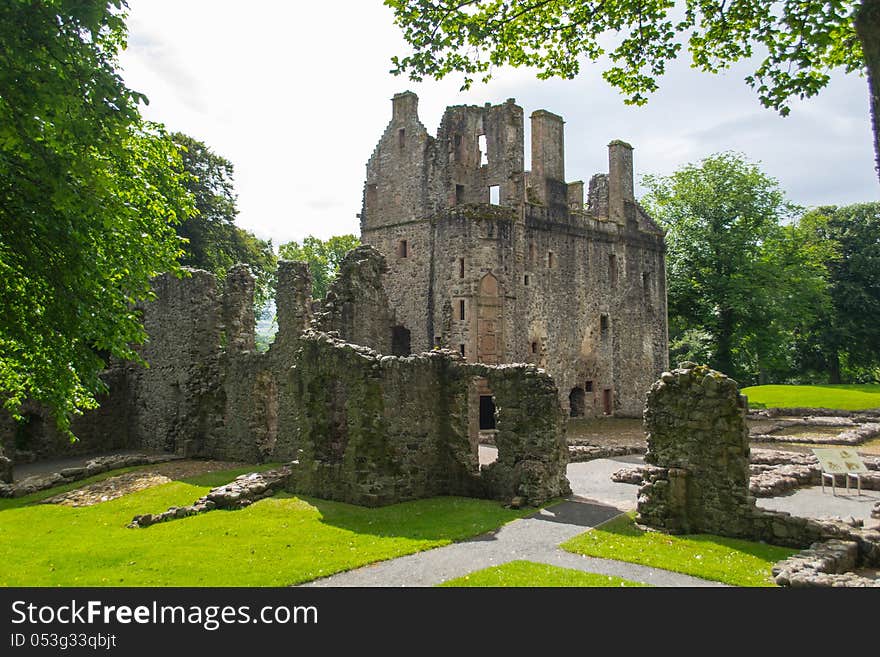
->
608 140 634 225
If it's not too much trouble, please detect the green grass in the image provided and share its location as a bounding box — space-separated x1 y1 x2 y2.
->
440 560 648 587
561 513 796 587
0 471 531 586
741 384 880 411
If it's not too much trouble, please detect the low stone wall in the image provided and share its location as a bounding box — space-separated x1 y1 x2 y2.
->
569 444 645 462
773 539 879 587
291 333 570 507
751 421 880 446
612 449 880 497
0 453 183 498
129 464 296 528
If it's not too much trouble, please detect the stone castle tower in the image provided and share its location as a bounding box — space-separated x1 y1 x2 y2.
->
360 91 668 417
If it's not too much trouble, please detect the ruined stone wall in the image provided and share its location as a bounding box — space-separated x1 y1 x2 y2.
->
291 332 569 507
638 364 880 568
131 269 225 456
637 363 755 535
313 245 395 355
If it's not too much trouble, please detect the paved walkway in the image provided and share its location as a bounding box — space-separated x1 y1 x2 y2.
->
304 447 724 588
302 499 725 587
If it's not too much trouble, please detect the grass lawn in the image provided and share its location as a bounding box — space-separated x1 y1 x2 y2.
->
0 467 531 586
440 560 648 587
561 513 796 587
741 384 880 411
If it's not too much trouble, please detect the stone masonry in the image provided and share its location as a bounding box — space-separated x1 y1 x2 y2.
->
637 363 880 584
1 251 570 507
359 92 668 418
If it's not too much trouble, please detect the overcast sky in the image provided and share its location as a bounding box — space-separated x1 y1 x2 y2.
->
119 1 880 247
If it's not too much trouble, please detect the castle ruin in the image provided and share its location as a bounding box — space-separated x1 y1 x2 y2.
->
359 92 668 418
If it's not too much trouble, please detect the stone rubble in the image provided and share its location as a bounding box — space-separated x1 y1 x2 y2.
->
0 453 183 498
772 539 879 587
568 444 645 462
128 463 297 528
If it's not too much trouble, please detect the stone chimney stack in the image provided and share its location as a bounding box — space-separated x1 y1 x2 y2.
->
530 110 565 204
392 91 419 123
608 140 634 225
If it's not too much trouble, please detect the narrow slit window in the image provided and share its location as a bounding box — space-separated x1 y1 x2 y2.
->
489 185 500 205
547 252 554 269
397 239 408 258
478 134 488 166
524 274 529 286
458 258 465 278
459 344 465 357
609 253 618 286
455 184 465 204
459 299 465 321
398 128 406 149
531 341 538 354
600 314 609 338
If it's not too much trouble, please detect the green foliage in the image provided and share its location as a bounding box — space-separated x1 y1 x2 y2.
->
793 204 880 383
561 513 795 587
642 152 829 384
440 560 649 587
171 133 277 309
278 235 361 299
741 384 880 410
385 1 865 116
0 482 529 585
0 0 193 434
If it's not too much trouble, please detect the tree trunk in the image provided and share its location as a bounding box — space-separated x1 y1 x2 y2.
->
715 308 735 377
829 349 842 384
856 0 880 183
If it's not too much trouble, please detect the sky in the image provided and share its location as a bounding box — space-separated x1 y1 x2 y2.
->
119 1 880 247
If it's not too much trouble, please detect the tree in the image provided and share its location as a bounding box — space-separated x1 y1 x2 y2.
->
386 0 880 181
795 203 880 382
278 235 361 299
0 1 193 433
171 133 276 309
642 152 828 383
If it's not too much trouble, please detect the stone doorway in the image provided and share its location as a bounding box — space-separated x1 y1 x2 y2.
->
391 324 411 356
476 272 502 364
479 395 496 430
569 387 586 417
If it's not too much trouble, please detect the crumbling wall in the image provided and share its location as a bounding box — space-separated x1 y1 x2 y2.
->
131 269 224 456
637 362 754 535
290 332 569 507
313 245 395 354
638 363 880 571
480 364 571 503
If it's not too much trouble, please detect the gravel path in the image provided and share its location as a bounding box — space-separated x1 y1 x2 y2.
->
305 447 723 588
301 499 725 587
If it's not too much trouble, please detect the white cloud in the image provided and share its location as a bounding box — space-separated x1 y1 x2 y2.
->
119 0 879 247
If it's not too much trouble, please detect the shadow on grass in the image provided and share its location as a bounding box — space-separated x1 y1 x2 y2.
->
596 513 794 561
299 494 541 543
